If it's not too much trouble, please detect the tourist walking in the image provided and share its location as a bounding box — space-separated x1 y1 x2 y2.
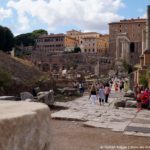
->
89 84 97 105
79 82 84 96
104 83 111 103
98 85 105 105
119 80 124 92
115 82 118 91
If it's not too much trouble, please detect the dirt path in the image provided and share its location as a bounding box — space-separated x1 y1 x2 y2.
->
50 119 150 150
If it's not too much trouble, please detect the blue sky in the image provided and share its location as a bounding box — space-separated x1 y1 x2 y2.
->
119 0 149 18
0 0 149 35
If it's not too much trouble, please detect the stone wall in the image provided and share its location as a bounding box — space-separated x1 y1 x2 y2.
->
32 52 114 75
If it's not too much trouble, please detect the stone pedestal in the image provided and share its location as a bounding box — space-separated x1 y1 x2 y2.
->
0 101 51 150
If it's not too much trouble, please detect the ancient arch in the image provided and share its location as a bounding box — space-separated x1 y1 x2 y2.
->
116 33 130 62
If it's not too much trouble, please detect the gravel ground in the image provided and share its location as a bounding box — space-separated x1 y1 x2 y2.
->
50 119 150 150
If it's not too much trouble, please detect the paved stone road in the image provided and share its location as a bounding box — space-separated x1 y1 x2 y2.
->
51 90 150 137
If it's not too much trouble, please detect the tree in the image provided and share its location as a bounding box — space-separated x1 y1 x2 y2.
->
15 29 48 46
4 27 14 52
32 29 48 38
15 33 35 46
0 25 14 52
0 26 5 50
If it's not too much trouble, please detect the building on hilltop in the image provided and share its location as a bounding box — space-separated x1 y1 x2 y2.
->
67 29 109 55
80 37 99 53
35 33 77 54
97 35 109 56
109 18 146 65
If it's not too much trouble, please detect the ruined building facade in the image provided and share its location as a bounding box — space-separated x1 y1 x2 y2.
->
109 18 146 65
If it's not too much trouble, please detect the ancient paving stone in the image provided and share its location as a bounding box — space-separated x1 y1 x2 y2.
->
124 131 150 137
108 121 130 132
132 118 150 124
52 90 150 137
124 126 150 133
84 121 109 128
51 110 87 121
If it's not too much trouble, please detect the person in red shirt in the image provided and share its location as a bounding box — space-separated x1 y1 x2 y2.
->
136 88 150 112
141 88 150 108
115 83 118 91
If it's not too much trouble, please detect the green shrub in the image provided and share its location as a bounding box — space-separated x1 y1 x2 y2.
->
123 60 133 74
0 69 11 87
139 74 148 88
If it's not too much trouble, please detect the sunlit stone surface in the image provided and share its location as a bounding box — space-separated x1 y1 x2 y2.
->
0 101 51 150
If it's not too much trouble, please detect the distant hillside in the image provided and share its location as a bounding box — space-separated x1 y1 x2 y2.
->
0 51 47 95
0 51 42 83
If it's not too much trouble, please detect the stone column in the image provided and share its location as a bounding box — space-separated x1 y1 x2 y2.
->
120 41 122 59
121 40 126 60
145 5 150 51
142 29 146 54
125 42 130 63
144 5 150 66
121 41 124 59
116 38 119 59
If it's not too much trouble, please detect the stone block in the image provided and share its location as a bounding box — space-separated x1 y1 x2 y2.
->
0 101 51 150
20 92 34 101
124 90 135 98
114 100 125 108
0 96 16 100
125 100 137 108
37 90 54 106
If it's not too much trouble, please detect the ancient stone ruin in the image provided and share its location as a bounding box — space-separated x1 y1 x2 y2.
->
0 101 51 150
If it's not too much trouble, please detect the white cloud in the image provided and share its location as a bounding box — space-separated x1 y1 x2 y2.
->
7 0 125 33
0 8 12 20
142 13 147 18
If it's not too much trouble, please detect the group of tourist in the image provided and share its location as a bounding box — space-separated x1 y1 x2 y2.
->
135 85 150 111
110 77 128 92
89 83 111 105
